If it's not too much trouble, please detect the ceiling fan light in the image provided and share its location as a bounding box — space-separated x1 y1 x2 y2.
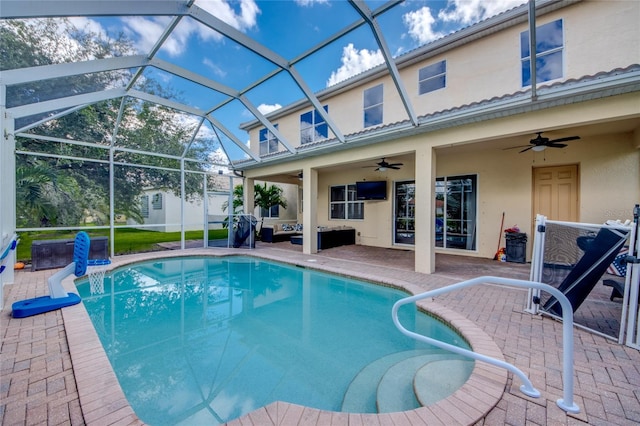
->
532 145 546 152
378 166 387 171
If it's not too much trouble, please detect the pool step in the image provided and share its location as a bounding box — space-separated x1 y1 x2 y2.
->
341 350 429 413
376 353 466 413
413 358 475 406
342 351 474 414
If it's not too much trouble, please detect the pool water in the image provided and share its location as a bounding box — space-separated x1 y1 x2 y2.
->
77 256 473 425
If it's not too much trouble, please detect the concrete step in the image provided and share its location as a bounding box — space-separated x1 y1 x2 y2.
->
413 358 475 406
341 350 433 413
376 354 450 413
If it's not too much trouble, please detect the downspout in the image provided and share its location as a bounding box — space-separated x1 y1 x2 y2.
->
528 0 538 101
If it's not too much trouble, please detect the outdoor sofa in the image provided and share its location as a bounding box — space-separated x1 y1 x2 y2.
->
261 223 302 243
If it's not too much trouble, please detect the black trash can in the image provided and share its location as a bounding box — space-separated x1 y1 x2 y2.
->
505 232 527 263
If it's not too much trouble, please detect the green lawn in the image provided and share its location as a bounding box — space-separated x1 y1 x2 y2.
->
16 228 229 262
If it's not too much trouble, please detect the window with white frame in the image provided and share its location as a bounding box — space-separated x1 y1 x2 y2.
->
259 124 279 156
152 193 163 210
520 19 563 86
418 60 446 95
300 105 328 144
140 195 149 218
363 84 383 128
330 184 364 220
260 205 279 218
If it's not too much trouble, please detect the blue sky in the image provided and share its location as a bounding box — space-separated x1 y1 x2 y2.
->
68 0 525 161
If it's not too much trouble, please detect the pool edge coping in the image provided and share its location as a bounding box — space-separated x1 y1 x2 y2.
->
62 249 507 425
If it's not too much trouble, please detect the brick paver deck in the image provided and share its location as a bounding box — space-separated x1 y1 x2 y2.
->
2 244 639 425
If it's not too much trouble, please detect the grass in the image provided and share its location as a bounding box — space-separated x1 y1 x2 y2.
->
16 228 229 262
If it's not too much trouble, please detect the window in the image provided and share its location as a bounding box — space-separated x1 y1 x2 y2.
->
435 175 477 250
330 184 363 220
418 60 446 95
363 84 383 128
300 105 328 144
394 181 415 245
260 205 279 218
521 19 563 86
152 193 163 210
259 124 279 156
140 195 149 218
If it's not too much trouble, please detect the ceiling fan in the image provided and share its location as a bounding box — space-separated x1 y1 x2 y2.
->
508 132 580 153
364 158 403 171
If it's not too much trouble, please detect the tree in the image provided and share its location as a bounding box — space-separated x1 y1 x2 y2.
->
15 163 82 227
254 182 288 234
2 19 213 227
222 183 288 237
221 184 246 216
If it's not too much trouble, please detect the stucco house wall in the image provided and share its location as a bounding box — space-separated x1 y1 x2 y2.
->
435 128 639 258
239 1 639 270
253 182 300 226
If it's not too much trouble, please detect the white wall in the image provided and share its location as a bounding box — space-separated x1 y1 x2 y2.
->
131 190 230 233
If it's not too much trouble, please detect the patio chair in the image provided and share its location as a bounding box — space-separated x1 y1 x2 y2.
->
543 226 629 316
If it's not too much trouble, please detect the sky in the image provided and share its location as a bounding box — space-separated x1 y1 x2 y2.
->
68 0 526 162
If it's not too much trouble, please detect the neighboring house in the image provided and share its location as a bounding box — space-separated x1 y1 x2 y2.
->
131 174 235 232
130 189 226 232
133 180 299 232
238 1 640 274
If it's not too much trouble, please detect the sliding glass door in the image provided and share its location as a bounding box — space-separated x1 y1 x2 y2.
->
435 175 477 250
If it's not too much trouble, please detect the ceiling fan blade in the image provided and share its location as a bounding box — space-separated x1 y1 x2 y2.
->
549 136 580 143
547 143 567 148
388 163 403 167
503 145 530 150
519 146 533 153
388 165 401 170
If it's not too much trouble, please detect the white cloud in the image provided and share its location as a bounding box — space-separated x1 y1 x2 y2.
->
123 0 260 57
327 43 384 87
401 1 524 47
257 103 282 115
197 0 260 32
122 16 173 54
438 0 525 25
294 0 329 6
402 6 443 45
203 58 227 78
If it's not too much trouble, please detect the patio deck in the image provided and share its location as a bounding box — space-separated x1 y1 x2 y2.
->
1 243 639 425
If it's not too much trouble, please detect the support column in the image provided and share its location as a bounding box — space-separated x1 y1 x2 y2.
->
302 167 318 254
414 146 435 274
244 177 255 216
0 87 17 308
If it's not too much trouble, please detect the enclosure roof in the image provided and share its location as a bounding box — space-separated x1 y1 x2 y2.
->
2 0 569 171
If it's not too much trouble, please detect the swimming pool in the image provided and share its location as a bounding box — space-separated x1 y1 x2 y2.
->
77 255 474 425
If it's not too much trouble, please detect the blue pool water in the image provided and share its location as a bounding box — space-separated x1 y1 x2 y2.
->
77 256 473 425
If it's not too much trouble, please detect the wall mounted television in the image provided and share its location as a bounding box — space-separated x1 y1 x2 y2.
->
356 180 387 200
